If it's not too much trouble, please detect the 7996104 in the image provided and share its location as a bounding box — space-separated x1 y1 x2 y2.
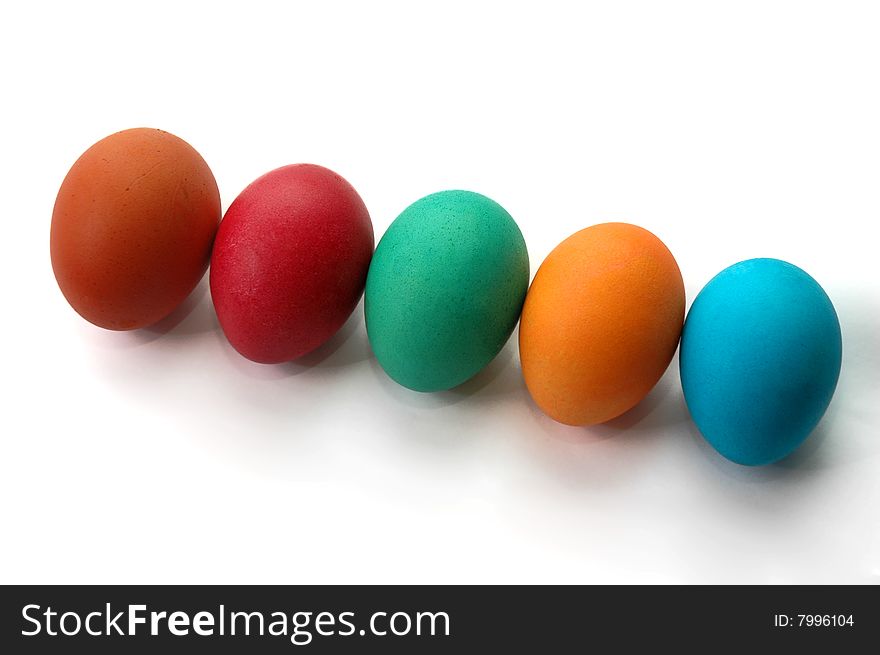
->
773 614 854 628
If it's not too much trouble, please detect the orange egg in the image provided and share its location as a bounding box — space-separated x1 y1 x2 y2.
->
51 128 221 330
519 223 685 426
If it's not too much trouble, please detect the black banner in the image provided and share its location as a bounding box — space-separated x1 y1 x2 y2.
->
1 585 876 652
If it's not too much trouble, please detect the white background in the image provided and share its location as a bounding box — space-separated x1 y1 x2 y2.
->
2 1 878 584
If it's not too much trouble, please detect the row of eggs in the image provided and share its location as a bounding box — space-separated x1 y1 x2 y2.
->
51 128 843 467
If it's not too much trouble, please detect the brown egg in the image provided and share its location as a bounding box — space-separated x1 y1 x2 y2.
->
50 128 221 330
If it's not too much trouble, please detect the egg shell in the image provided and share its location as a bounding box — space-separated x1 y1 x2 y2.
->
50 128 221 330
680 258 842 466
365 190 529 392
210 164 374 364
519 223 685 426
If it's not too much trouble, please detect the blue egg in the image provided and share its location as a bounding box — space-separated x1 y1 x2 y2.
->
680 258 842 466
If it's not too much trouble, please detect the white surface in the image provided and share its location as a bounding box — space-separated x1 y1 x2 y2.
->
2 1 878 584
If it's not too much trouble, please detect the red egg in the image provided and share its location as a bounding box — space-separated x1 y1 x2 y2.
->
210 164 374 364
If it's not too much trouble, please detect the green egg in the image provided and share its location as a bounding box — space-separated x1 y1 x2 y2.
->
365 190 529 392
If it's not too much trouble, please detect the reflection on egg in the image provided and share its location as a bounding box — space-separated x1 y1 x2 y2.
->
365 190 529 392
680 258 842 466
519 223 685 426
50 128 221 330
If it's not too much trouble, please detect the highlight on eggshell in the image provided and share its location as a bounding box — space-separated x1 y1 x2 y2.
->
519 222 685 426
50 128 221 330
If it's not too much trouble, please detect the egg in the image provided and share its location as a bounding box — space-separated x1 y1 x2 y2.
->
50 128 221 330
519 223 685 426
365 190 529 392
210 164 374 364
680 258 842 466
